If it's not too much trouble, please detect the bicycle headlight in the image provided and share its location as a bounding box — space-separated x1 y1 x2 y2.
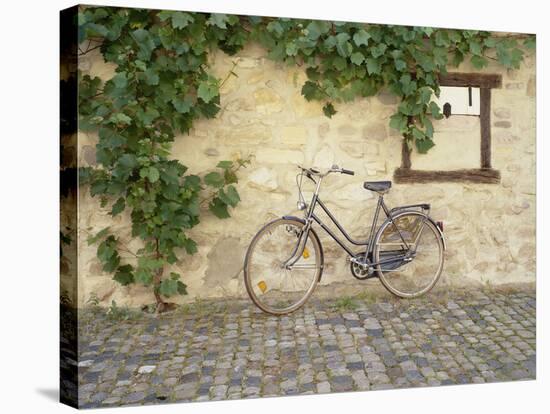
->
297 201 307 210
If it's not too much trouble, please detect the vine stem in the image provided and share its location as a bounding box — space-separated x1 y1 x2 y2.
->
153 237 167 310
79 44 102 56
219 60 239 90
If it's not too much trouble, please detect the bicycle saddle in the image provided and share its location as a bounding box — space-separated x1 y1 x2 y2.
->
364 181 392 192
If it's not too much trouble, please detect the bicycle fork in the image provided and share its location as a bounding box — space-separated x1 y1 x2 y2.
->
281 220 313 270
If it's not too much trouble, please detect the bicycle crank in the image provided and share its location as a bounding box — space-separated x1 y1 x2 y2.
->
350 253 377 280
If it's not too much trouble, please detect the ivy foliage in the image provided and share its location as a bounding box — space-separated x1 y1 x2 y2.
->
77 6 533 307
250 19 533 152
78 7 252 308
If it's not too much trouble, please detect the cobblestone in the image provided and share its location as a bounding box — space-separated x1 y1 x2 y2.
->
76 289 536 407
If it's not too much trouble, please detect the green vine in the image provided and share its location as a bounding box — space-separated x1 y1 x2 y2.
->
77 6 534 310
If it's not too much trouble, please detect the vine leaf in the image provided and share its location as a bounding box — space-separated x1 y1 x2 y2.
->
171 12 194 29
135 268 153 285
219 185 240 207
131 29 156 61
87 227 110 245
197 78 219 103
322 102 337 118
350 52 365 66
365 57 380 75
111 197 125 216
204 172 224 188
144 68 159 85
112 72 127 88
209 197 230 218
335 33 352 57
158 279 179 296
182 238 198 254
394 59 407 71
353 29 370 47
306 21 330 40
416 139 435 154
216 160 234 169
172 96 193 113
140 167 160 183
471 55 488 69
113 264 134 285
208 14 230 29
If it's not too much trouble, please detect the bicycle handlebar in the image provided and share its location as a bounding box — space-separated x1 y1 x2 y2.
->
298 165 355 177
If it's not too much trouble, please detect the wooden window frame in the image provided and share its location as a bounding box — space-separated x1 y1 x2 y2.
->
393 72 502 184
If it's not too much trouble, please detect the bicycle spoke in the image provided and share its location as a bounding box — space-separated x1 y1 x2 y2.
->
289 263 318 269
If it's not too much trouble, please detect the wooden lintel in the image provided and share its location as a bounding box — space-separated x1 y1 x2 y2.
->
439 72 502 89
393 168 501 184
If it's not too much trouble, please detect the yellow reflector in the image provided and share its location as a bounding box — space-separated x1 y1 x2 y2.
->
302 247 310 259
257 280 267 293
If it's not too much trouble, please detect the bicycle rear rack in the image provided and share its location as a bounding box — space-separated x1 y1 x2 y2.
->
389 203 431 217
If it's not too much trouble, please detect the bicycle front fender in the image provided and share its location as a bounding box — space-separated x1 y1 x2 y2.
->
282 215 306 225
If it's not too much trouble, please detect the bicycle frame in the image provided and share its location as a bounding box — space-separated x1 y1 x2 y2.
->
283 174 429 269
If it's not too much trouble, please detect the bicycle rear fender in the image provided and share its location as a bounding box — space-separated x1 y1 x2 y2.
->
378 211 447 251
427 216 447 251
282 215 325 281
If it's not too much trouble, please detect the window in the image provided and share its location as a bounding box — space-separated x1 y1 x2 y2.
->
394 73 502 184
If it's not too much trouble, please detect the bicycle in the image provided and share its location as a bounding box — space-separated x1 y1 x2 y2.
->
243 165 446 315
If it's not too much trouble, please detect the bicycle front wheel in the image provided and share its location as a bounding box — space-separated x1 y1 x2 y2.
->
374 211 444 298
244 218 322 315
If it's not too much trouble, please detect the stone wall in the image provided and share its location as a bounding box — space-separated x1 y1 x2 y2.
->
75 40 536 307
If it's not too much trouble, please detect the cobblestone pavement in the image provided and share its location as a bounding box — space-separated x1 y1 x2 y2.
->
76 289 536 408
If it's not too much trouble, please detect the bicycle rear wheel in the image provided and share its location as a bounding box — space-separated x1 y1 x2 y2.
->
244 218 322 315
373 211 444 298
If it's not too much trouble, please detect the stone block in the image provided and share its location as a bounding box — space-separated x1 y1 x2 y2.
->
204 237 245 287
247 71 265 85
292 95 323 117
255 148 304 165
318 123 330 138
313 145 335 168
225 97 255 112
494 108 511 119
247 167 278 191
339 141 365 158
218 124 271 146
338 125 358 136
334 183 373 202
505 82 524 90
362 122 387 141
81 145 96 166
204 148 220 157
253 88 284 114
377 91 398 105
494 131 520 144
281 125 308 148
494 121 511 128
237 57 260 68
365 160 386 175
